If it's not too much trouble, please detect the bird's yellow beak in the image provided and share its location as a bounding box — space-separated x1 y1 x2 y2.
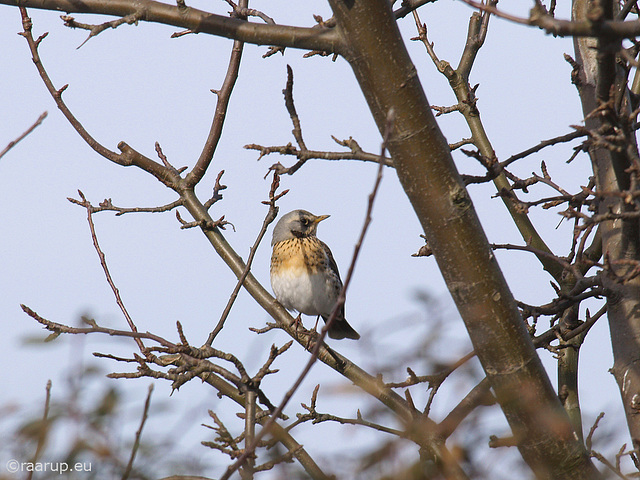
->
314 214 330 224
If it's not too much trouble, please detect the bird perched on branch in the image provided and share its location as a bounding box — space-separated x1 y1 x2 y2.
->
270 209 360 340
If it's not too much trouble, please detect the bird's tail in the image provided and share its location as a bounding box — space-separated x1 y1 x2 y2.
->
322 315 360 340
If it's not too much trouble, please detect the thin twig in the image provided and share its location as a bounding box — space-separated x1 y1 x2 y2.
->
75 191 145 351
224 0 275 24
533 304 607 346
458 0 640 38
122 384 154 480
490 242 582 280
26 380 52 480
284 64 307 152
264 65 310 176
394 0 438 19
67 196 183 216
21 304 175 347
586 412 605 452
500 129 587 169
243 390 257 477
245 141 393 167
294 387 405 437
205 171 286 346
61 12 143 49
19 8 178 187
185 0 246 188
203 170 227 210
0 111 47 160
19 8 119 161
385 351 475 390
253 341 293 384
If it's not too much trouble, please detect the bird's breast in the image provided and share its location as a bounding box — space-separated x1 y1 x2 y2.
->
270 238 337 315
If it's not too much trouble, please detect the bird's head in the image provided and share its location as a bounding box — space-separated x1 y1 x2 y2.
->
271 210 330 245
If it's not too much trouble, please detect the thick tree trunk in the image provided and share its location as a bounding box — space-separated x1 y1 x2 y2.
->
328 0 599 477
572 0 640 451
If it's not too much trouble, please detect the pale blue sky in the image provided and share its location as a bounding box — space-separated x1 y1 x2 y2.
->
0 1 623 477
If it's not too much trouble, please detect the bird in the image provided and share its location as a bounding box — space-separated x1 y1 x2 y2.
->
270 209 360 340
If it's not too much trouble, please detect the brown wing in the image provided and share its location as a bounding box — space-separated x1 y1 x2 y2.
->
319 240 343 288
319 240 360 340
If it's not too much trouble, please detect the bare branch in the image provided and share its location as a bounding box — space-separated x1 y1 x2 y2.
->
18 9 181 189
205 171 287 346
459 0 640 38
185 5 245 188
21 304 176 348
61 12 143 48
122 384 153 480
245 139 393 167
203 170 228 210
533 304 607 347
67 196 183 216
437 378 494 439
25 380 52 480
295 388 405 437
253 341 293 384
500 129 588 169
0 111 47 160
586 412 605 451
19 9 119 162
394 0 438 19
410 2 566 284
220 110 394 480
70 191 146 352
265 65 309 176
490 242 582 280
8 0 343 53
176 210 232 231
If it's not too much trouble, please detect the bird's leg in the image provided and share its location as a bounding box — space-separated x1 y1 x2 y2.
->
292 313 303 335
303 316 322 349
290 314 318 349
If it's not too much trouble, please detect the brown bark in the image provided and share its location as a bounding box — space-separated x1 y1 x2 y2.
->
573 0 640 453
2 0 342 53
327 0 599 478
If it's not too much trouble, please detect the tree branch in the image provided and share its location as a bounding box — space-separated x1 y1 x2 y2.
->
411 6 566 283
204 171 286 346
122 384 153 480
7 0 343 53
185 1 246 188
0 111 47 160
330 0 599 477
459 0 640 38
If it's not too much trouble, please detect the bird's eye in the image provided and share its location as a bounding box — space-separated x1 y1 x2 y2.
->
301 218 310 226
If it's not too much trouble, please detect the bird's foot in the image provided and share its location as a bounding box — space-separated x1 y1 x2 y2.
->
291 314 303 335
305 330 320 350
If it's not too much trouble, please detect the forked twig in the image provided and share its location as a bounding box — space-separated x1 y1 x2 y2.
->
61 12 143 49
73 190 145 351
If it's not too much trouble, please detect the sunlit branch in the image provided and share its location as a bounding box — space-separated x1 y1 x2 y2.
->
8 0 343 53
459 0 640 38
